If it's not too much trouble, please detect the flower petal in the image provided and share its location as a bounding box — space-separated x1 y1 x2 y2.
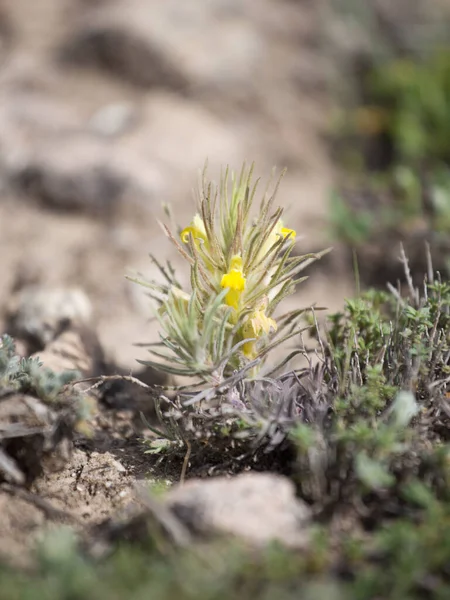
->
221 270 246 292
280 227 296 240
180 214 207 244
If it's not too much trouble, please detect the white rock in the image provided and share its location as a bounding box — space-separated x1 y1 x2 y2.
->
166 472 311 548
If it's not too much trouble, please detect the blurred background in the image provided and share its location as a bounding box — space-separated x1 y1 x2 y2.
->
0 0 449 371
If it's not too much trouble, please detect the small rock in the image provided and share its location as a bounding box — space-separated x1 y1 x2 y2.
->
89 103 137 138
7 286 93 349
0 89 116 216
0 394 53 431
62 0 264 93
166 473 311 548
31 327 104 377
110 459 126 473
11 135 126 216
0 88 159 217
62 1 187 90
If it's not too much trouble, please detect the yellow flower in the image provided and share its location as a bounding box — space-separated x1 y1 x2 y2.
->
275 220 296 243
220 255 246 310
180 214 207 246
242 309 277 358
258 220 296 260
280 225 296 240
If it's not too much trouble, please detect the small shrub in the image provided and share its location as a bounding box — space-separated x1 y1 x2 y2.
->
131 164 329 460
0 334 79 402
131 163 328 381
0 334 93 483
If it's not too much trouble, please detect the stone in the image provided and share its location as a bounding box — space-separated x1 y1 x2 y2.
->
6 286 93 349
166 472 311 548
11 134 127 216
31 327 104 378
0 86 127 215
88 102 137 138
0 82 164 218
62 0 265 94
5 284 105 376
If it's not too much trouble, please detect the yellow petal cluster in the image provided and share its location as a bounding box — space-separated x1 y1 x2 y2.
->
220 255 246 310
179 209 295 361
242 309 277 358
280 225 296 239
180 214 207 245
258 220 296 261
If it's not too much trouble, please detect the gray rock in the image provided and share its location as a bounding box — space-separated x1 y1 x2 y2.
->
0 83 156 217
88 102 137 138
11 134 127 216
62 0 265 95
62 1 188 90
7 286 93 348
166 472 311 548
0 88 128 216
31 327 104 378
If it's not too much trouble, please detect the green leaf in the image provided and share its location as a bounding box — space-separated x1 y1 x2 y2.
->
356 453 395 490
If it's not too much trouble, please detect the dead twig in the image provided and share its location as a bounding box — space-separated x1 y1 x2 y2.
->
72 374 151 393
180 439 192 484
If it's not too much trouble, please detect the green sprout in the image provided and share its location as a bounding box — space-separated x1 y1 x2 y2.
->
131 164 328 383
